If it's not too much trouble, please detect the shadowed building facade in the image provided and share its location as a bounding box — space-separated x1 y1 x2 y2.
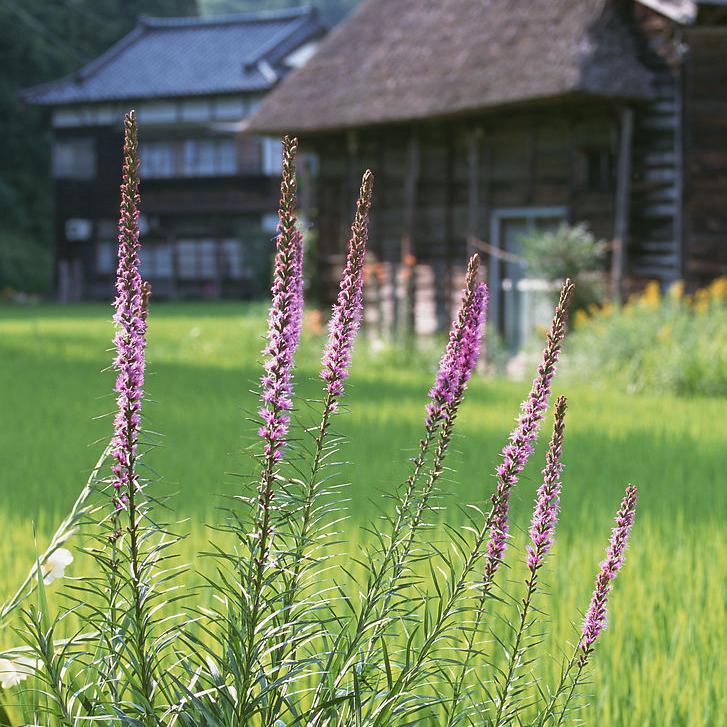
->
24 7 324 301
248 0 727 347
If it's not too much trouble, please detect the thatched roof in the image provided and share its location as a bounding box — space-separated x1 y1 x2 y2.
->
247 0 656 135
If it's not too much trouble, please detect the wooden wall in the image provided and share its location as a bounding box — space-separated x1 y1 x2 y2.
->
52 126 279 300
310 102 620 331
683 25 727 285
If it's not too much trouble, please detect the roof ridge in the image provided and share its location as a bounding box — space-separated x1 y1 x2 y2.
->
23 23 149 100
140 5 315 29
242 13 314 66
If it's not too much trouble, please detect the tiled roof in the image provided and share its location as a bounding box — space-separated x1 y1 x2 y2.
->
24 7 324 106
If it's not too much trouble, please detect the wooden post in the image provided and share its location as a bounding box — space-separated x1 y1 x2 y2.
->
674 48 685 281
298 153 313 229
612 106 634 302
443 131 455 328
398 128 420 335
344 130 359 308
466 128 482 261
526 122 538 205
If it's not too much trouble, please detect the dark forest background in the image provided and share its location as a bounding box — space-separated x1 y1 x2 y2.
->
0 0 359 293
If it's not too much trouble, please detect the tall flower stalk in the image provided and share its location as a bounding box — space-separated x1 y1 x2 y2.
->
536 485 638 726
110 110 147 520
443 281 574 727
254 136 303 563
426 256 487 428
320 170 373 408
492 395 568 725
237 136 304 721
484 280 575 583
580 484 638 653
360 270 488 679
397 276 488 567
263 170 374 723
285 169 373 579
108 110 158 722
307 255 487 724
393 254 486 548
257 136 302 472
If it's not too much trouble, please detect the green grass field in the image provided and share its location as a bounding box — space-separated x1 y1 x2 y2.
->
0 302 725 725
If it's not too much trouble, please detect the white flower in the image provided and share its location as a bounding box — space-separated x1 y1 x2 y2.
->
42 548 73 584
0 657 36 689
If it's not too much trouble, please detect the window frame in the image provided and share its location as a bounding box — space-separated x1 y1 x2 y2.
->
488 206 568 350
52 137 96 180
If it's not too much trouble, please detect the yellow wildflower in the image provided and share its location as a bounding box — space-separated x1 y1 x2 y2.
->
641 281 661 309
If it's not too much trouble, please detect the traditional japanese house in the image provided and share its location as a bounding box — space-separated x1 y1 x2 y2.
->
247 0 727 347
23 7 324 301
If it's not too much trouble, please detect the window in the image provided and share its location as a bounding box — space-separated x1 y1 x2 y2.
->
262 137 283 176
180 99 210 123
183 139 237 177
142 141 176 178
140 138 238 178
177 239 217 280
175 239 247 280
220 239 245 279
214 96 245 121
261 213 279 234
65 218 92 241
584 149 616 193
52 138 96 179
96 241 116 274
489 207 568 353
140 243 173 278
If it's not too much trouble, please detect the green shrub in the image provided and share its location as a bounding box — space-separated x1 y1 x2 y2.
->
521 223 607 311
567 280 727 397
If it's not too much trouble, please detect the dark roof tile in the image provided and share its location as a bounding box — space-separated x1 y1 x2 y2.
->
24 6 324 106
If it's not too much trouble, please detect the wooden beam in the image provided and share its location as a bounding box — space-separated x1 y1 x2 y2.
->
466 128 482 261
611 106 634 302
443 130 455 328
398 128 420 334
526 122 538 205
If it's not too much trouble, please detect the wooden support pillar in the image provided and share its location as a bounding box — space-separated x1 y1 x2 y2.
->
526 122 538 205
466 128 482 262
443 131 455 328
397 128 420 335
612 106 634 302
298 153 314 229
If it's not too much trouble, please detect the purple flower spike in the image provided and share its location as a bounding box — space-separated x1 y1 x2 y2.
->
526 396 567 572
426 255 488 428
484 279 575 582
581 485 638 655
110 111 147 516
289 230 305 350
321 170 374 411
259 137 303 464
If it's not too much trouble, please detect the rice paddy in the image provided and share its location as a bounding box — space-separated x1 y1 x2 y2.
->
0 302 724 725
